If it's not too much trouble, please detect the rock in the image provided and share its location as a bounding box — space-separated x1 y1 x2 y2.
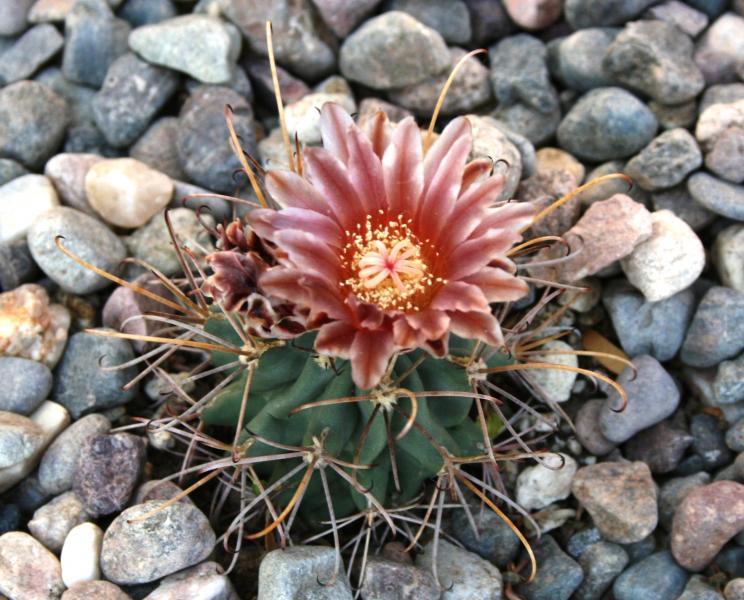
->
129 118 185 181
621 210 705 302
0 81 69 169
535 147 585 183
648 99 698 131
134 479 193 506
555 28 618 92
360 558 438 600
625 129 702 191
0 158 28 186
516 453 577 511
0 357 53 415
39 413 111 495
0 531 65 600
681 286 744 368
0 23 64 84
624 420 694 474
91 53 179 148
574 541 629 600
613 551 689 600
62 0 131 88
61 522 103 588
659 472 711 531
101 500 215 585
524 340 578 403
690 413 732 469
726 580 744 600
0 239 37 292
564 0 657 28
727 417 744 452
27 491 89 552
517 535 583 600
603 280 695 361
652 185 716 232
489 34 558 114
339 11 450 90
694 13 744 84
28 207 127 294
0 411 45 469
85 158 173 229
466 115 522 201
645 1 709 37
244 56 310 106
566 528 604 559
671 481 744 571
715 544 744 578
572 461 658 544
0 0 35 34
62 580 132 600
603 20 704 104
0 502 21 535
176 85 256 194
388 47 492 116
222 0 335 81
143 561 240 600
311 0 381 38
415 539 502 600
0 174 60 244
448 507 521 568
53 330 137 419
705 126 744 183
492 101 561 146
119 0 177 26
389 0 471 44
503 0 562 30
696 100 744 150
689 172 744 221
575 399 617 455
518 169 579 238
9 472 51 513
284 92 356 146
44 153 103 215
129 15 239 84
700 84 744 113
257 546 353 600
557 87 657 161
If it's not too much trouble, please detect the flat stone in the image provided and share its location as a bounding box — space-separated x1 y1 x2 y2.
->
688 172 744 221
0 531 65 600
44 153 103 215
101 500 216 585
625 128 702 191
129 15 240 84
143 561 240 600
360 558 439 600
62 580 132 600
28 206 127 294
621 210 705 302
0 174 59 244
27 491 88 552
339 11 450 90
311 0 381 38
572 461 658 544
575 399 617 456
503 0 562 30
624 420 694 474
574 541 629 600
0 357 52 415
613 551 689 600
555 28 618 92
517 535 583 600
0 23 64 84
671 481 744 571
651 185 716 232
0 283 70 368
61 522 103 588
129 117 185 181
564 0 657 28
516 453 577 510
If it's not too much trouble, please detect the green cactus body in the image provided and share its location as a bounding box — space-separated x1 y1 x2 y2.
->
201 312 516 521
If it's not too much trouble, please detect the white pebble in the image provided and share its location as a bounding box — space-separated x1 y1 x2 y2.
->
516 453 578 511
0 174 59 243
61 522 103 588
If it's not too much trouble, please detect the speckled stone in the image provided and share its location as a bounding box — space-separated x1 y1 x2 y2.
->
613 551 688 600
0 531 65 600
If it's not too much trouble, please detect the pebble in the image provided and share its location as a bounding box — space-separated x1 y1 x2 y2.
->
0 283 70 367
603 280 695 361
0 411 45 469
61 522 103 588
613 551 689 600
700 83 744 113
517 535 584 600
388 47 492 116
681 286 744 368
519 169 580 238
558 87 657 161
0 0 35 34
311 0 381 38
0 531 65 600
361 558 438 600
176 85 256 194
0 174 60 244
727 417 744 452
534 147 585 183
624 419 694 474
705 126 744 183
694 13 744 84
85 158 174 229
74 432 145 517
572 461 658 543
645 1 709 37
0 158 28 186
671 481 744 571
690 413 732 470
690 172 744 221
566 527 603 559
516 453 577 510
27 491 89 552
28 207 127 294
564 0 657 28
503 0 562 30
652 185 716 231
575 399 617 455
466 115 523 201
44 153 103 215
92 53 179 148
726 580 744 600
0 81 70 169
129 15 240 84
716 544 744 578
449 506 521 568
119 0 177 26
574 541 629 600
524 340 578 403
649 99 698 131
53 330 138 419
39 413 111 495
415 539 503 600
625 129 702 191
339 11 450 90
713 354 744 404
0 238 37 292
0 23 64 85
389 0 471 45
659 472 711 531
603 20 704 104
554 28 617 92
0 356 53 415
134 479 192 506
490 34 558 115
62 580 132 600
493 101 562 146
0 502 21 535
696 100 744 150
130 117 185 181
62 0 131 88
621 210 705 302
257 546 353 600
284 92 357 146
144 561 240 600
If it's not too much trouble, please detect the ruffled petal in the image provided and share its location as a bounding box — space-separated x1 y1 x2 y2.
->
422 117 470 193
442 173 506 249
405 309 450 340
204 251 260 311
430 281 490 312
319 102 354 164
382 116 423 216
445 230 519 281
350 328 395 390
249 207 342 247
259 267 310 305
393 316 425 347
347 125 386 213
447 310 504 348
316 320 357 359
273 230 340 284
265 170 334 219
460 158 493 195
470 201 535 239
463 267 530 303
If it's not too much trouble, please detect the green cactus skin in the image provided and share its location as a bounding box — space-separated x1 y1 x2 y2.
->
201 312 517 521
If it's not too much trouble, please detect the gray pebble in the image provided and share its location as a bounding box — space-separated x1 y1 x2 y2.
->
714 353 744 405
575 541 629 600
613 551 689 600
565 0 657 28
493 102 562 146
726 417 744 452
130 117 185 181
449 505 521 568
0 357 52 415
467 115 522 200
311 0 381 39
644 1 709 38
0 0 35 35
0 24 64 85
0 159 28 186
688 172 744 221
649 99 698 131
361 558 438 600
694 13 744 84
625 128 702 191
0 239 37 292
677 575 725 600
517 535 584 600
567 527 604 559
119 0 177 27
690 413 732 470
389 0 472 45
624 419 694 474
652 185 716 232
555 28 618 92
658 471 711 531
27 491 88 552
705 126 744 184
700 83 744 114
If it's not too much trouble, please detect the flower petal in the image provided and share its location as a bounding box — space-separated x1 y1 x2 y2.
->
265 170 334 219
382 116 423 216
319 102 354 164
316 320 357 359
259 267 310 304
447 310 504 348
463 267 530 303
422 116 470 193
273 230 340 284
347 125 386 213
361 110 391 158
431 281 490 312
445 230 519 280
460 158 493 195
405 309 450 340
350 328 395 390
471 201 535 239
442 173 506 249
249 207 343 247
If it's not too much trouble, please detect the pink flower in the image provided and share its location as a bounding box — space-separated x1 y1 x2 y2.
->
249 104 534 389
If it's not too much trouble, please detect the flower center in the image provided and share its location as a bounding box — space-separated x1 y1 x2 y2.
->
341 213 443 311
